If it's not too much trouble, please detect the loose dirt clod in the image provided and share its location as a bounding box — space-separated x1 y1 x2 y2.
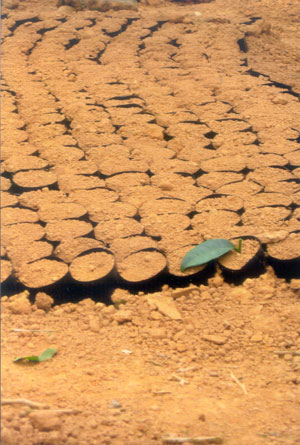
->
35 293 54 312
29 410 62 431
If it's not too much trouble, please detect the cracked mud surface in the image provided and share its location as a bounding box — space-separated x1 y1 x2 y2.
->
1 0 300 444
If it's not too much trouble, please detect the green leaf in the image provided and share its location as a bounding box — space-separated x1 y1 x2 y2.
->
38 348 57 362
181 239 236 272
14 348 57 363
14 355 40 363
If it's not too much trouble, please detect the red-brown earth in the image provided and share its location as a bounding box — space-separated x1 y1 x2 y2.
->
1 0 300 443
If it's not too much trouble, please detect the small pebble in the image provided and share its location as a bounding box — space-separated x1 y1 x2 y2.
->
8 296 32 315
110 400 121 409
202 334 227 345
35 292 54 311
113 310 133 324
89 318 100 332
176 343 187 353
250 333 263 343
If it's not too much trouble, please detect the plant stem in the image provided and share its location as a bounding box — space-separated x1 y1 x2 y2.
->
234 238 242 253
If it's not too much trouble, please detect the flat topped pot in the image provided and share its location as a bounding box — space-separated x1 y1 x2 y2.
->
218 237 264 277
69 249 115 283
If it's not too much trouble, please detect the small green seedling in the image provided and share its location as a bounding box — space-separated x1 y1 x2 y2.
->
181 238 242 272
14 348 57 364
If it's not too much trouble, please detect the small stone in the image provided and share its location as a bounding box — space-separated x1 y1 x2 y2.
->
150 328 166 339
78 298 95 308
56 5 75 14
258 230 288 244
172 286 200 299
201 291 211 300
113 310 133 324
9 290 30 301
159 181 173 191
110 400 121 409
29 410 61 432
231 287 252 304
8 296 32 314
244 278 254 288
87 418 98 429
290 279 300 290
250 333 263 342
272 95 288 105
102 305 116 315
202 334 227 345
211 275 224 287
89 317 100 332
35 292 54 311
121 349 132 354
146 294 182 320
150 310 163 320
110 288 130 303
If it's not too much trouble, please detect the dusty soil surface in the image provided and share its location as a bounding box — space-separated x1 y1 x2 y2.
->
2 271 300 445
1 0 300 290
1 0 300 444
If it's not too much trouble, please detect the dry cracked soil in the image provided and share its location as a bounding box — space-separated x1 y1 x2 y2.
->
1 0 300 444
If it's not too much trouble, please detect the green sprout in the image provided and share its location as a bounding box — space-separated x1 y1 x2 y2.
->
14 348 57 364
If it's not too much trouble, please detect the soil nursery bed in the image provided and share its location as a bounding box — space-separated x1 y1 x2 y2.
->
1 0 300 443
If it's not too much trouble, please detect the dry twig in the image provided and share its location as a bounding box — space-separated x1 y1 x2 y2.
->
230 372 248 395
169 374 189 386
177 366 196 373
1 399 80 414
1 399 49 409
162 435 223 444
153 390 172 395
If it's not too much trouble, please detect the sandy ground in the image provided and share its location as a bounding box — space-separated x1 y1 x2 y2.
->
1 0 300 443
